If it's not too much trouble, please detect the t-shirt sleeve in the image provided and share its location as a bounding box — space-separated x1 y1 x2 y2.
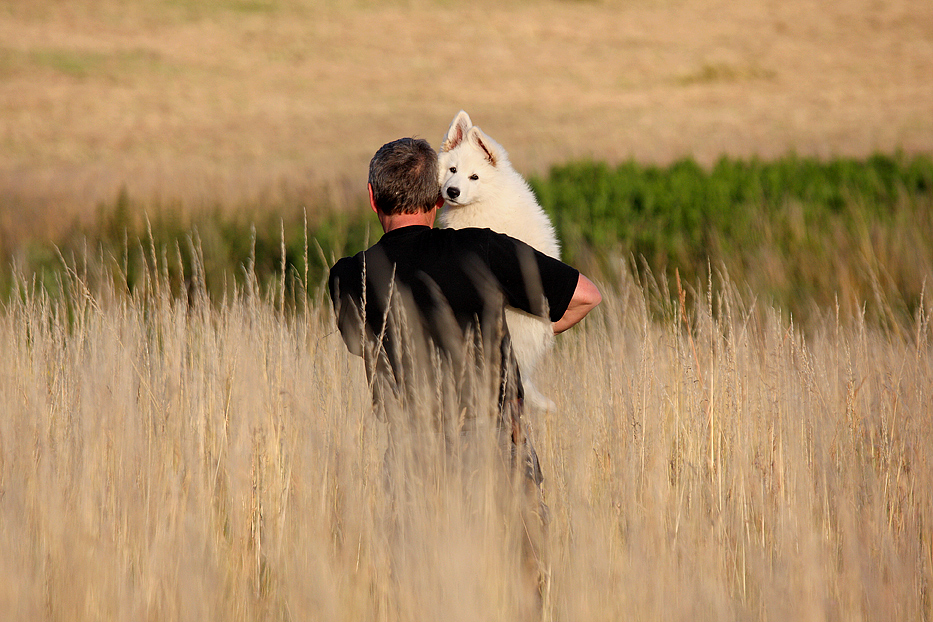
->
482 231 579 322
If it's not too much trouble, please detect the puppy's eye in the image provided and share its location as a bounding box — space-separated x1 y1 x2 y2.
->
469 174 479 181
449 167 457 173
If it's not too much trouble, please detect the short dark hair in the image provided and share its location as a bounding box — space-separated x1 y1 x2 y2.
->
368 138 441 215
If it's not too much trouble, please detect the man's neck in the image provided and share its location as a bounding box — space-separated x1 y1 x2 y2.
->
378 208 437 233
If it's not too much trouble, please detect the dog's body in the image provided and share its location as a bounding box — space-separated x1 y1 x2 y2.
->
438 111 561 410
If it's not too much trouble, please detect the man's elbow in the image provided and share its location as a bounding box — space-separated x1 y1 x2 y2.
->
553 274 601 334
575 274 601 316
582 275 602 310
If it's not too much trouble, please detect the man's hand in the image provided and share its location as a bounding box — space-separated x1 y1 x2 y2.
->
553 273 601 334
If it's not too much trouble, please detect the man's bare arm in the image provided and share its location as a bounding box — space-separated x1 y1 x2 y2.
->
553 274 601 334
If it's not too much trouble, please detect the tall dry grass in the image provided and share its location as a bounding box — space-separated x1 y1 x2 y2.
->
0 251 931 620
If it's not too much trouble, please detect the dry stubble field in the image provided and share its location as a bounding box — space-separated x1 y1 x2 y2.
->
0 259 931 620
2 0 933 620
1 0 932 237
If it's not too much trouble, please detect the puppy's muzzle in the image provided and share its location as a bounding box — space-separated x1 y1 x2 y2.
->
446 186 460 200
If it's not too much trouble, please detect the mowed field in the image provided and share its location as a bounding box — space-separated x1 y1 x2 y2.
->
1 0 932 237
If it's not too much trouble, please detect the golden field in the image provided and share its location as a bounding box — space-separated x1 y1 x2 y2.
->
1 0 932 239
2 0 933 619
0 258 930 620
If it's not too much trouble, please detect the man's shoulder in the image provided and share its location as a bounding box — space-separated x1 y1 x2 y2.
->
433 226 521 250
379 225 514 255
328 251 366 297
441 226 502 239
329 252 363 277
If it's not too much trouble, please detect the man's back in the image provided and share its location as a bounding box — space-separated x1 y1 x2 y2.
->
329 225 578 426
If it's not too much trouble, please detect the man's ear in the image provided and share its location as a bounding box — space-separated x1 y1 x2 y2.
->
368 183 379 214
435 195 445 209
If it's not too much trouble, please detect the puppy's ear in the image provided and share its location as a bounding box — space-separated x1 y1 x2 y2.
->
442 110 473 152
468 126 506 168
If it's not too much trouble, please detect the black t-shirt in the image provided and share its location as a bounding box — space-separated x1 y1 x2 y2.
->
328 225 579 420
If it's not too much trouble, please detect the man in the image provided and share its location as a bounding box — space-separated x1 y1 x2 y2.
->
328 137 600 605
328 137 600 464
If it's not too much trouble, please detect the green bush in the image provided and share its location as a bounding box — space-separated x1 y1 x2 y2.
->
3 152 931 326
530 152 933 323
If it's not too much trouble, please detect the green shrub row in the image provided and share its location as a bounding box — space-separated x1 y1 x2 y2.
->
530 152 933 323
532 153 932 267
3 152 932 325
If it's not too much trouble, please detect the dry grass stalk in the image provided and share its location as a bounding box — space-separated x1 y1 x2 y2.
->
0 251 931 620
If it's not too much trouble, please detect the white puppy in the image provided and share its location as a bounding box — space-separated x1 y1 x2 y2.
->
438 110 561 411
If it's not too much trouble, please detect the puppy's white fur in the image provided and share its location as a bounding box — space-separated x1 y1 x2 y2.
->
438 110 561 410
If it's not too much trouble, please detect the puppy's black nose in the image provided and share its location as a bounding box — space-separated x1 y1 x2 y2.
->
446 187 460 200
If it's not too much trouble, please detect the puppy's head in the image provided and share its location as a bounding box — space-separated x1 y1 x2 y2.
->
438 111 507 207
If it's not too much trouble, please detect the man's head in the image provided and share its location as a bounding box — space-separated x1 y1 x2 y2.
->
368 138 441 215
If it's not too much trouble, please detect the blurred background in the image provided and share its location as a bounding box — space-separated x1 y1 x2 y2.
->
3 5 932 620
1 0 931 316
